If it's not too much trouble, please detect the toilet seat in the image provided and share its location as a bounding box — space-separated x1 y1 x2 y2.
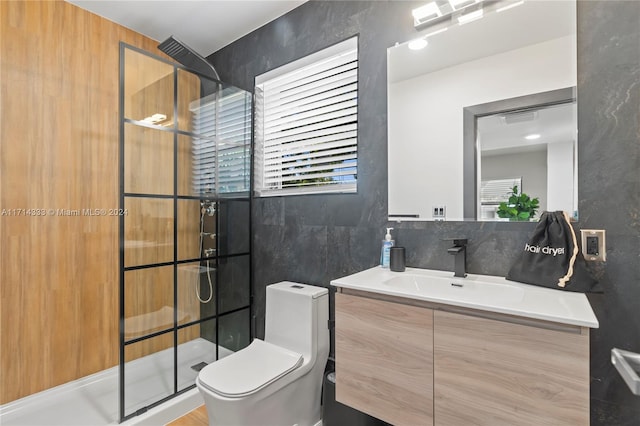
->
198 339 303 398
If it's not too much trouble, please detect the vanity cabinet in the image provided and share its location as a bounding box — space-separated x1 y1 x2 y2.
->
335 289 590 426
434 310 589 425
335 292 434 426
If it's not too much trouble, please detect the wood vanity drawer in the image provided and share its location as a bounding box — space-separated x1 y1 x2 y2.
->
335 292 434 426
433 310 589 426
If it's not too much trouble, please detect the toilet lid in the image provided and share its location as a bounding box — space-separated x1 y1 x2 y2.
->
198 339 303 398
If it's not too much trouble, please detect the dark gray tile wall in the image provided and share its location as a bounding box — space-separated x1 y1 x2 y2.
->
209 1 640 423
578 2 640 423
200 199 251 348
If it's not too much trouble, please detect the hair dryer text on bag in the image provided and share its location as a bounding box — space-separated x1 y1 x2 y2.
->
524 243 566 257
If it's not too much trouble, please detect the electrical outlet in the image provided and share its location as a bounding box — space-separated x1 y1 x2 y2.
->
580 229 606 261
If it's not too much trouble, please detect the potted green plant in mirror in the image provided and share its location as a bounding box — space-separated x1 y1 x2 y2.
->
497 185 540 221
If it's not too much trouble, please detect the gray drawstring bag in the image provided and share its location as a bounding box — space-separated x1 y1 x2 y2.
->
506 211 602 293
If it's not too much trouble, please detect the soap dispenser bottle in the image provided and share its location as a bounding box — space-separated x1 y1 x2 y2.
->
380 227 395 268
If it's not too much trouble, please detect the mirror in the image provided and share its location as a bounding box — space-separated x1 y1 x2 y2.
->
388 0 577 221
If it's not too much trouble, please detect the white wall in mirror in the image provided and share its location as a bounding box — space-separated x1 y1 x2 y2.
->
477 100 577 219
388 0 576 221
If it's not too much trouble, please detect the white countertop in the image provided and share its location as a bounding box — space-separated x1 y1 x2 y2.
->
331 267 599 328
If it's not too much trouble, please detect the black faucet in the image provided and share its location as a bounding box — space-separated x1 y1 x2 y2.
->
447 238 468 278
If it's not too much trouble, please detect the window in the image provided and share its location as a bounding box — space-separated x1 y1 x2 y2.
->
191 86 252 195
479 177 522 219
254 37 358 196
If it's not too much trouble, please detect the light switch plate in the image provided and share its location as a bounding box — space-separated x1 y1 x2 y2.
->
432 205 446 221
580 229 606 261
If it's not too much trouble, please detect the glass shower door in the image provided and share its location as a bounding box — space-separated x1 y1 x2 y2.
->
119 44 252 422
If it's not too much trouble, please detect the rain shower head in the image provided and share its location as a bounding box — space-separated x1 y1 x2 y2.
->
158 36 220 81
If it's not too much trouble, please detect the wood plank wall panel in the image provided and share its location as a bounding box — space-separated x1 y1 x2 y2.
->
177 71 202 198
123 197 175 267
176 69 203 134
123 124 175 196
178 199 202 261
174 73 204 346
123 50 175 123
124 69 175 196
0 0 171 404
123 51 203 360
124 266 174 341
123 263 202 361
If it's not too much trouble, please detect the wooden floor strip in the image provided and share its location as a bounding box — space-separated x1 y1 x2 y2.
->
166 405 208 426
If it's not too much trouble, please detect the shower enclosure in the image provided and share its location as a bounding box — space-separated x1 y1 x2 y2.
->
119 44 252 422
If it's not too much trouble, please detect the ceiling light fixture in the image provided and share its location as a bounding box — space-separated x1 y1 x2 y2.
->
423 27 449 38
408 38 429 50
502 110 537 124
497 0 524 13
413 0 522 32
448 0 481 11
457 8 484 25
525 134 541 140
412 2 443 27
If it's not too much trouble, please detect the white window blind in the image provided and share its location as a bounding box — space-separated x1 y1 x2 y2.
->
480 177 522 204
479 177 522 220
190 87 252 195
254 37 358 196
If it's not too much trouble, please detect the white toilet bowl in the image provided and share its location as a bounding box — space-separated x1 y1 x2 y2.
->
196 282 329 426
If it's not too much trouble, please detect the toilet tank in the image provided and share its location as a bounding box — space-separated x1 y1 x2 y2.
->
264 282 329 360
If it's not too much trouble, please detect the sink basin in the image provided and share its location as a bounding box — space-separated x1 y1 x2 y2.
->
383 274 525 305
330 266 599 328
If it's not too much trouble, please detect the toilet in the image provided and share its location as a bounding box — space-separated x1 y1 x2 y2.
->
196 282 329 426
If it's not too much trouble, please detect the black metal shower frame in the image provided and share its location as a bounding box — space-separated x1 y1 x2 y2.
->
118 42 253 423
